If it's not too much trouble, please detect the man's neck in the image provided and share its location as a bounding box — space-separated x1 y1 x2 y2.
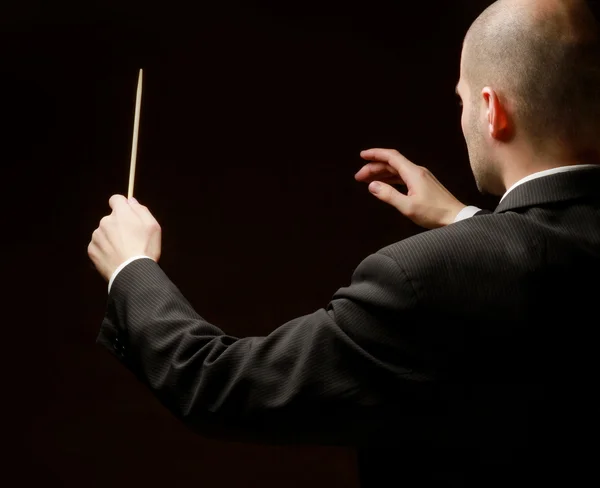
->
499 143 596 193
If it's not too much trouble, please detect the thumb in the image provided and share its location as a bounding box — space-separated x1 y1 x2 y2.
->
369 181 409 213
129 197 160 228
128 197 144 217
128 197 150 221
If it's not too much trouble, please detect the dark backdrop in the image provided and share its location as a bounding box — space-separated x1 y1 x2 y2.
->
2 1 501 486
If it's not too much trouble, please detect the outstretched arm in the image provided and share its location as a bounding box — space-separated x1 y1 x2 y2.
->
97 251 437 446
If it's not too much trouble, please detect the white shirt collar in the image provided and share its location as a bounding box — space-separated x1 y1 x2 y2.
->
500 164 599 202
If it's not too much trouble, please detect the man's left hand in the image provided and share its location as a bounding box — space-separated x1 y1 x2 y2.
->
88 195 162 282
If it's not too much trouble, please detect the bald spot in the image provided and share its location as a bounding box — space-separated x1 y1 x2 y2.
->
463 0 600 154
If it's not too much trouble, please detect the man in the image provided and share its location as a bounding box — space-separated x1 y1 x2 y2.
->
88 0 600 486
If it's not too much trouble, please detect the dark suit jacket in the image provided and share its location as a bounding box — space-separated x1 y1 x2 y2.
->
98 167 600 487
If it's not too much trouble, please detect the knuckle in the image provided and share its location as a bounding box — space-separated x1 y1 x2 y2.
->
148 220 161 233
99 216 110 227
415 166 428 178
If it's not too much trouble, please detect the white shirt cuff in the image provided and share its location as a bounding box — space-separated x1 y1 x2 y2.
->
454 206 481 223
108 255 154 294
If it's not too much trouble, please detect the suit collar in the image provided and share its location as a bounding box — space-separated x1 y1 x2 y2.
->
494 166 600 213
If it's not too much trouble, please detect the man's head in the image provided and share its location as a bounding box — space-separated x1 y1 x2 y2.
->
456 0 600 195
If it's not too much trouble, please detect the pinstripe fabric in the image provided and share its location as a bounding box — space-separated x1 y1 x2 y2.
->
98 167 600 487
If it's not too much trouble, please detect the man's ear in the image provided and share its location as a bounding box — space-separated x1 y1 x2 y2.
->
482 87 510 141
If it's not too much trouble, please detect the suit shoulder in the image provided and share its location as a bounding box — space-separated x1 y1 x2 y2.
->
377 212 535 269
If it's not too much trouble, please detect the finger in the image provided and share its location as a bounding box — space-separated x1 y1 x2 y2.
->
355 162 395 178
129 197 161 229
355 163 404 184
109 194 129 213
368 181 410 214
360 148 418 183
88 228 109 258
360 148 400 162
99 215 112 230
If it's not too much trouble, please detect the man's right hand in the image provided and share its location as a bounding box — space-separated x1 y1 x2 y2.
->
355 148 467 229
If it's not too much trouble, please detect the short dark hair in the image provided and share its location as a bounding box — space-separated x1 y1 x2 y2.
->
464 0 600 152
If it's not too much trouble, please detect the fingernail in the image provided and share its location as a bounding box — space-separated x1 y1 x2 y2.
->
129 197 138 204
369 182 381 194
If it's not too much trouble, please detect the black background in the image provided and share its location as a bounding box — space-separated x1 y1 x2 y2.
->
2 0 514 486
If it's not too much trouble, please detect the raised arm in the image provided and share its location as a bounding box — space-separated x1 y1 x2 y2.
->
97 251 437 446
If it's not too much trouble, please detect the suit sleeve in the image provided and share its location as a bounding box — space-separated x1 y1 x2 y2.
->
96 253 437 446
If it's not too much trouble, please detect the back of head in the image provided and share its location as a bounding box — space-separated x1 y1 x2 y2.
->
464 0 600 156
